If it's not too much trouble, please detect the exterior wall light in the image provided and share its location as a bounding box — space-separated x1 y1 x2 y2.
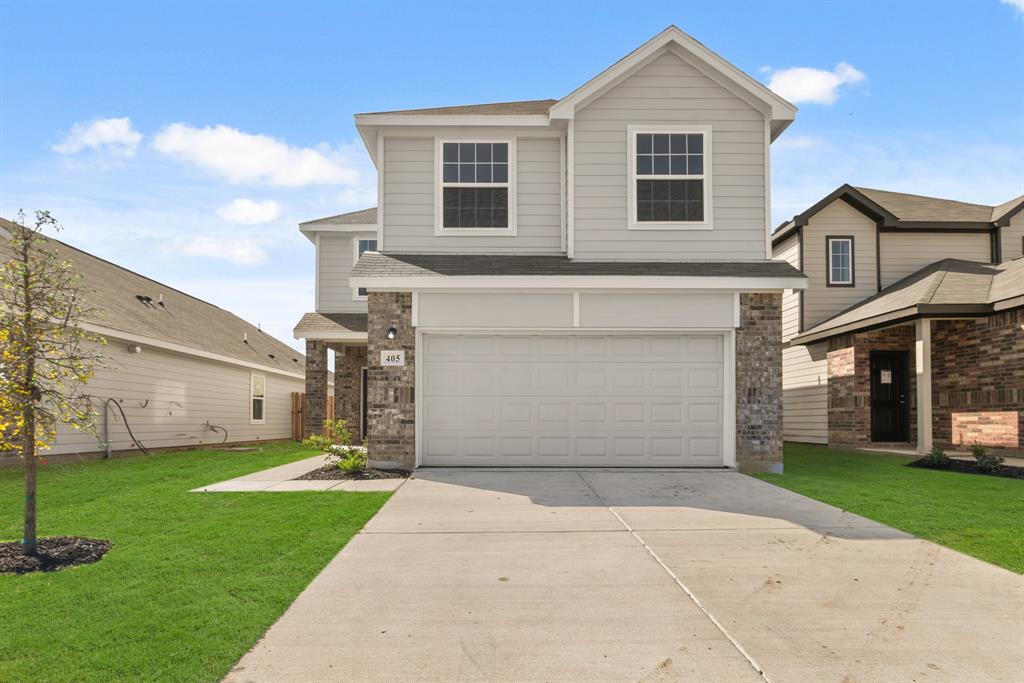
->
386 326 398 340
128 344 143 354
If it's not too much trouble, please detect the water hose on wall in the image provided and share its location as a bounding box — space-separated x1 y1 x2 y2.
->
103 398 152 457
204 422 229 444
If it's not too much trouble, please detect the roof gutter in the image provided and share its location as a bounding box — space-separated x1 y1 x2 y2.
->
790 303 1005 346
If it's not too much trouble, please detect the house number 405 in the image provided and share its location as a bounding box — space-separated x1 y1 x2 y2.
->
381 350 405 367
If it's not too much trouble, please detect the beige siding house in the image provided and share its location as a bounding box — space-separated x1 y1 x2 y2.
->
772 185 1024 450
294 26 808 474
0 220 311 459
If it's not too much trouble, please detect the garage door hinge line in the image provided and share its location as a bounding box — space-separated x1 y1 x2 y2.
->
575 473 772 683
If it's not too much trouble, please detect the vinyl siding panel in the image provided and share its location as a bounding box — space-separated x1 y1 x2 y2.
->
802 200 878 328
1000 213 1023 261
772 234 801 341
50 339 305 455
382 134 562 254
317 232 373 313
573 50 768 261
880 231 992 288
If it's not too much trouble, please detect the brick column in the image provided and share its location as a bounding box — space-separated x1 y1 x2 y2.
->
367 292 415 469
335 345 368 442
736 292 783 472
303 339 329 438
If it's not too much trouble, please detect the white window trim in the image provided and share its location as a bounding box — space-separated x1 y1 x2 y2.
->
250 372 266 425
434 137 518 237
352 237 378 301
827 237 854 285
626 124 713 231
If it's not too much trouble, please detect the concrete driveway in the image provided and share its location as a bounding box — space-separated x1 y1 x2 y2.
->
226 470 1024 683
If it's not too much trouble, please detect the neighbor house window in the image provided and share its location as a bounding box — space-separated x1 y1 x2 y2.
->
354 238 377 299
827 237 854 286
628 127 712 229
437 140 515 235
250 373 265 424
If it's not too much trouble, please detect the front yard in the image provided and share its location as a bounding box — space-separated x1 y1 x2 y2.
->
0 442 389 682
754 443 1024 573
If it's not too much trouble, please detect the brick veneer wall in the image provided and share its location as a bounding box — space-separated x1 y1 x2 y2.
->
335 345 368 442
736 293 783 472
303 339 329 437
932 309 1023 451
367 292 415 468
827 325 916 447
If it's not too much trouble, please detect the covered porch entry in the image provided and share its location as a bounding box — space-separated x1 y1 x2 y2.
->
293 312 368 440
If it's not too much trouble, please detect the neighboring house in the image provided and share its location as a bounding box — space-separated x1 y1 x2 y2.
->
772 185 1024 453
294 26 807 472
0 219 315 460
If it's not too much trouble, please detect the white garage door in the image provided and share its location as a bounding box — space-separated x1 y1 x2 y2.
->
420 333 726 467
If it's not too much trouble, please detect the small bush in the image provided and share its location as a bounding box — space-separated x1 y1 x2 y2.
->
338 449 368 474
302 418 352 455
922 444 950 468
971 443 1004 472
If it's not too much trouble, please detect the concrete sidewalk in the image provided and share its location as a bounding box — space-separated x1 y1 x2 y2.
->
226 469 1024 682
191 455 404 493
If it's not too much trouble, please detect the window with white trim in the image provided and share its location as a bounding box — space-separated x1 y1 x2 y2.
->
250 373 265 424
630 130 709 226
354 238 377 298
827 237 854 286
441 142 509 229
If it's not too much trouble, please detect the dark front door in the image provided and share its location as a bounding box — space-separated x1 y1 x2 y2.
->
870 351 909 442
361 367 368 439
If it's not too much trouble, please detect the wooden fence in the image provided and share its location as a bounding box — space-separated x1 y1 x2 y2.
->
290 392 334 441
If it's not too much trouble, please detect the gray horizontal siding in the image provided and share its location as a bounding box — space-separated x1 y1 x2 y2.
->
572 51 768 262
318 232 372 313
383 135 562 254
880 231 992 288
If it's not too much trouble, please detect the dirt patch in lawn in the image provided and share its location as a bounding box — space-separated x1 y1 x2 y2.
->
296 466 410 481
909 458 1024 480
0 537 112 574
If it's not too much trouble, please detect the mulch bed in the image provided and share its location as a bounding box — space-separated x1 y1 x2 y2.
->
0 536 112 575
296 466 410 481
909 458 1024 480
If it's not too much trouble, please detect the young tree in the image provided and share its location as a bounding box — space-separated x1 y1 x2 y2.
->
0 211 104 555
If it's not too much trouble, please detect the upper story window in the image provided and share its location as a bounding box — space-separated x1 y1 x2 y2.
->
250 373 265 424
354 238 377 299
627 126 712 230
827 237 854 286
436 139 516 236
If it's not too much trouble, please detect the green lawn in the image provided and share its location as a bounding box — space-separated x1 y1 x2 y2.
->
754 443 1024 573
0 442 390 682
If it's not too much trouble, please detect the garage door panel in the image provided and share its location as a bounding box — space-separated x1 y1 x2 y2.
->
421 333 726 467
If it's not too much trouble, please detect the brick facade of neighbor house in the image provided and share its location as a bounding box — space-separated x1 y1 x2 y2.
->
931 309 1024 452
303 339 329 437
335 345 368 442
826 325 917 448
736 292 784 472
367 292 415 468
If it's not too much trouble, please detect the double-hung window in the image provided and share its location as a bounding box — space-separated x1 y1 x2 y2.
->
827 237 854 286
250 373 265 424
354 238 377 299
437 140 515 235
628 126 712 229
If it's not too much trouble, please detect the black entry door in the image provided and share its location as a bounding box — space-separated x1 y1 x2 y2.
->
870 351 909 442
361 367 369 439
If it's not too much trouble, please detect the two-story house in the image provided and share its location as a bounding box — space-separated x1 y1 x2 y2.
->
772 185 1024 453
294 26 807 472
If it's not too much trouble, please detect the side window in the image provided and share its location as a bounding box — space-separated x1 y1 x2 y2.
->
354 238 377 299
250 373 266 424
628 127 712 229
437 140 515 235
826 237 854 286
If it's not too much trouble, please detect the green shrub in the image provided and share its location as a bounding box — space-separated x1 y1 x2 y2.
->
971 443 1004 472
302 419 353 455
338 449 368 474
922 444 950 468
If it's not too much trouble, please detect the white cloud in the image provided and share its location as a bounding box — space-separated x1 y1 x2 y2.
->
178 236 268 265
774 135 823 150
766 63 866 105
216 198 281 224
53 117 143 157
1002 0 1024 13
152 123 360 187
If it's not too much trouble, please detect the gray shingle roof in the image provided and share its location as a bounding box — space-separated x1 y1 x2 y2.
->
351 252 804 278
991 194 1024 223
292 312 368 336
853 187 995 223
357 99 557 116
0 219 308 374
300 208 377 226
793 257 1024 344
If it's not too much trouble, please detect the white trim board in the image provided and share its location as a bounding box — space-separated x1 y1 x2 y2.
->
351 275 807 291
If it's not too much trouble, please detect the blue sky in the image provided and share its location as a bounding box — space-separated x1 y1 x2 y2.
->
2 0 1022 351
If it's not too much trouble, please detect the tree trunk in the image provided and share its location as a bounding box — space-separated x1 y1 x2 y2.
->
22 404 37 556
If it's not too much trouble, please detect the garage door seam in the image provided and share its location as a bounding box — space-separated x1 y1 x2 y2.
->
576 472 772 683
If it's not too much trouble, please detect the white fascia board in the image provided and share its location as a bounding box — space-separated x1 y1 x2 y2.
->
300 224 379 236
355 114 551 127
82 323 306 380
295 330 369 343
350 275 808 291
